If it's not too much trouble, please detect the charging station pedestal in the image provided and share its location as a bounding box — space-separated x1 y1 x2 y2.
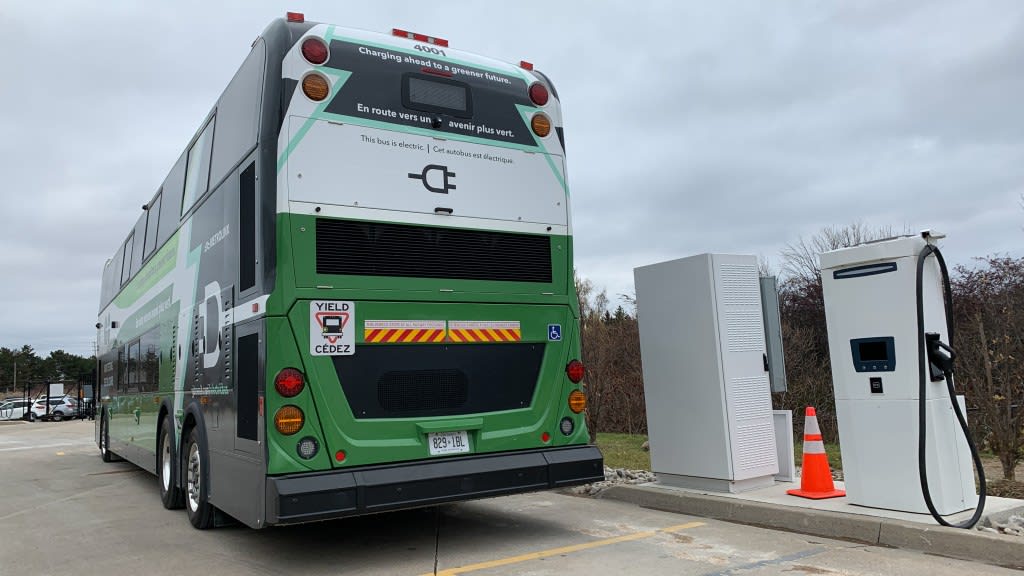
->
821 236 977 515
636 254 778 493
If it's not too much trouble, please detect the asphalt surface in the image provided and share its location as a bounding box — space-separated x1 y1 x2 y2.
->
0 420 1018 576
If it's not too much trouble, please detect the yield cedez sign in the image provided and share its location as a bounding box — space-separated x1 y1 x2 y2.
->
310 301 354 355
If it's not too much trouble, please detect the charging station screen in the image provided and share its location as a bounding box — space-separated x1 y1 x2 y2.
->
858 341 889 362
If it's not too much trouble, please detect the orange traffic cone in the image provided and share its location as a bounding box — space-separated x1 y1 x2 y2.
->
787 407 845 499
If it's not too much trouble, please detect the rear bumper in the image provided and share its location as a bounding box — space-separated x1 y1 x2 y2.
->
266 445 603 525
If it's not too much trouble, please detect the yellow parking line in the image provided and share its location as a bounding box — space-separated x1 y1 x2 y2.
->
423 521 704 576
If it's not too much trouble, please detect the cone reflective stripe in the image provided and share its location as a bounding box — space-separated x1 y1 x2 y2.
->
787 406 845 500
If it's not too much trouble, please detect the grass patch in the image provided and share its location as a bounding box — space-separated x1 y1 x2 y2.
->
595 433 650 471
594 433 846 474
794 443 843 471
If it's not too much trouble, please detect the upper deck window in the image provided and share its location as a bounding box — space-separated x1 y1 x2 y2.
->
181 117 216 217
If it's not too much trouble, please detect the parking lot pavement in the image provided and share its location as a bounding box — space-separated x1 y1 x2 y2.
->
0 421 1017 576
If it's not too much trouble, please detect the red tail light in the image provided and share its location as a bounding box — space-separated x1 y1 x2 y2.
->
528 83 549 106
274 368 305 397
566 360 585 383
302 37 328 65
286 12 304 23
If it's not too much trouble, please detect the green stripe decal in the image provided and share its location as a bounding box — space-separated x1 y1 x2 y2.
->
277 68 353 171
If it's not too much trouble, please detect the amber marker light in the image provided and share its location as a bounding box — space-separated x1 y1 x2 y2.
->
568 390 587 414
531 113 551 137
302 73 330 101
274 405 304 435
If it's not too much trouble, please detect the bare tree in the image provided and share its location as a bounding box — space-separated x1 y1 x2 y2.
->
575 272 646 442
952 256 1024 480
775 223 903 442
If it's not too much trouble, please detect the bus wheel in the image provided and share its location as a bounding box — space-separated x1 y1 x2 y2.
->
158 417 184 510
185 427 215 529
100 414 116 463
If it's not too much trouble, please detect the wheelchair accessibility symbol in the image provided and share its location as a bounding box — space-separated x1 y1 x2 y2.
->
548 324 562 341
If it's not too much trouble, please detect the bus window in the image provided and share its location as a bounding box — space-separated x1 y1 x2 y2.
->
129 213 146 279
140 329 160 393
181 117 216 217
120 234 134 287
128 340 141 394
210 44 264 188
158 154 186 247
143 191 162 260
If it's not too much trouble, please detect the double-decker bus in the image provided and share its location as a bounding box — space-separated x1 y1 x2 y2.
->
95 13 602 529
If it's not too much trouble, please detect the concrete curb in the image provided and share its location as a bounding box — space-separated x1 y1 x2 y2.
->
600 484 1024 570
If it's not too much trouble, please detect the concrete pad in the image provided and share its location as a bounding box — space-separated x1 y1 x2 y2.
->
679 479 1024 526
602 482 1024 570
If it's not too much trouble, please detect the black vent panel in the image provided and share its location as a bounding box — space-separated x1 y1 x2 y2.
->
333 344 544 418
316 219 552 283
378 369 469 413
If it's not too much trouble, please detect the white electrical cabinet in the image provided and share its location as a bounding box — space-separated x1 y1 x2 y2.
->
821 236 977 515
635 254 778 493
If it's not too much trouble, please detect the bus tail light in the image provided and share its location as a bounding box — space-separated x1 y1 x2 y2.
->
392 28 449 47
335 450 347 463
528 83 549 106
302 37 329 65
568 390 587 414
519 60 534 71
541 432 551 443
531 113 551 137
566 360 585 383
302 73 330 101
274 406 304 435
274 368 305 397
286 12 304 23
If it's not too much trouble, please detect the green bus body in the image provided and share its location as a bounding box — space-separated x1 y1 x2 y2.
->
96 17 602 529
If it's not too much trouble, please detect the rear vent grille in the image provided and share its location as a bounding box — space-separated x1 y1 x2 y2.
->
316 219 552 283
378 369 469 413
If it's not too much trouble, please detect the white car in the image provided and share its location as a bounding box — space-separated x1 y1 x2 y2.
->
0 398 33 420
31 396 79 422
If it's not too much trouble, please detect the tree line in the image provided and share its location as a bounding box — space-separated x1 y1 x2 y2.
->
0 346 95 396
578 224 1024 481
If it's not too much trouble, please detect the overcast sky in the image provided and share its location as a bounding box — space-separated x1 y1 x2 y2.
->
1 1 1021 357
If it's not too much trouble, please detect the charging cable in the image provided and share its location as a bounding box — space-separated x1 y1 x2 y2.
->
915 242 986 528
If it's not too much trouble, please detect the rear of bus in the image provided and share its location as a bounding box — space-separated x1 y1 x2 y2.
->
263 19 603 524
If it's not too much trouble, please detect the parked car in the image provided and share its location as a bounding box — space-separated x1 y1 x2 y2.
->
31 396 79 422
0 398 33 421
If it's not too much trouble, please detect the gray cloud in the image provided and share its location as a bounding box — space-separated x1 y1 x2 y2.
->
1 1 1021 354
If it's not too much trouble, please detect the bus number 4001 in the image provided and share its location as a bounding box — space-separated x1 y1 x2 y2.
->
414 44 446 57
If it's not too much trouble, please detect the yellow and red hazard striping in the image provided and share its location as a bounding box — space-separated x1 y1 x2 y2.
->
364 328 447 343
448 328 521 342
363 320 523 343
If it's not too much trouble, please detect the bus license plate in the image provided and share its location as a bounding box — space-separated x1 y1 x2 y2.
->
427 431 470 456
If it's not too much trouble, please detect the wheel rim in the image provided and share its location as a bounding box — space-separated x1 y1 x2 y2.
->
161 430 172 491
187 442 201 512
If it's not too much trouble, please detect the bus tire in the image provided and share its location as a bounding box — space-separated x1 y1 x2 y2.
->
158 417 184 510
184 426 215 529
100 414 116 463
